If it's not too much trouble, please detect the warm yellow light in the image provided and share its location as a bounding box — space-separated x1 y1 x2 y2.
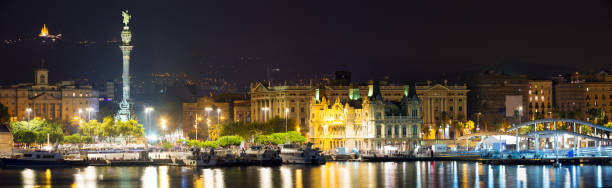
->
39 24 49 37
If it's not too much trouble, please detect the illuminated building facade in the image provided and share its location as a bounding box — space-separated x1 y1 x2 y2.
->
309 82 422 152
0 68 98 122
249 79 468 138
554 73 612 120
233 100 251 123
584 79 612 119
468 72 529 131
528 80 553 119
182 97 230 139
554 82 585 117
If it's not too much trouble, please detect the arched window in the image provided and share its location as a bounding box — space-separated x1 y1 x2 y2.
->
39 75 46 84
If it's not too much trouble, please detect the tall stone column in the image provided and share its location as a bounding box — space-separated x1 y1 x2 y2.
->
116 10 133 121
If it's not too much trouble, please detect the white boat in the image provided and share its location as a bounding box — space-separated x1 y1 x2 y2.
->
279 143 325 165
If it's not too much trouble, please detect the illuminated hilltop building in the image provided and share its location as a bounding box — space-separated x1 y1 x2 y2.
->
37 24 61 41
309 82 422 152
39 24 49 37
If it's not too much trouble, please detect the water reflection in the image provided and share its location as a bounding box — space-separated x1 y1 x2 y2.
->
280 166 292 188
74 166 97 188
474 162 480 188
416 161 421 188
596 165 602 188
141 166 157 188
498 165 505 188
543 166 549 188
517 165 527 188
295 169 303 188
158 166 169 188
21 169 35 188
2 162 610 187
259 167 271 188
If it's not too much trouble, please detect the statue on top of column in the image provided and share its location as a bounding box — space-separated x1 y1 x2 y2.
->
122 10 131 27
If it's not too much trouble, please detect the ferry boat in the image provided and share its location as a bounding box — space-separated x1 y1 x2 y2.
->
184 148 217 167
279 143 325 165
1 151 73 168
244 146 282 166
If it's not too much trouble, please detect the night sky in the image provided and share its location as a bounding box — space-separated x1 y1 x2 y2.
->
1 1 611 84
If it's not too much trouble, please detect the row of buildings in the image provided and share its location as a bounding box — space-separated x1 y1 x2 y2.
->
1 67 609 152
0 68 98 122
180 70 612 152
468 71 612 131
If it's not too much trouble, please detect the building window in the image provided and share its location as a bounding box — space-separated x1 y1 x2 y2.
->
300 107 304 113
387 127 392 137
394 126 399 137
402 126 407 137
458 106 462 111
413 126 417 136
300 118 305 125
376 126 381 138
412 110 417 117
291 107 295 112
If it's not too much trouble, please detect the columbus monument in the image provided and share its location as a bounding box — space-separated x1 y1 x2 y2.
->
116 10 133 121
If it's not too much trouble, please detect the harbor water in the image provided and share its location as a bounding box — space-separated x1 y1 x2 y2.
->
0 161 610 187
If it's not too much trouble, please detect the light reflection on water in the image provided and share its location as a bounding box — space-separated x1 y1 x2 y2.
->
0 162 610 187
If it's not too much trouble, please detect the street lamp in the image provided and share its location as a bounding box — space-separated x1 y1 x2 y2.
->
216 109 221 127
261 107 270 122
86 107 93 121
77 108 83 123
475 112 482 132
26 108 32 121
205 107 212 139
517 106 523 124
161 118 167 142
145 107 154 136
195 114 202 140
285 108 289 144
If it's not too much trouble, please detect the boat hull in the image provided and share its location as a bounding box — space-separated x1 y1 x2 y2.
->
184 159 217 167
1 158 72 168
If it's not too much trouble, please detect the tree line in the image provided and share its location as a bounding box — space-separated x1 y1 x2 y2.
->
9 116 144 146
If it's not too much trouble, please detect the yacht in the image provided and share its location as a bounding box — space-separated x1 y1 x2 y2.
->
279 143 325 165
1 151 73 168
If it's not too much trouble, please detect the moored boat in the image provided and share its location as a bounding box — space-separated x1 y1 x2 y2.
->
244 146 282 166
279 143 325 165
184 148 217 167
1 151 75 168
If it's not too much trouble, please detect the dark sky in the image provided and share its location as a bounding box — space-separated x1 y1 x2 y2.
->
1 0 611 84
